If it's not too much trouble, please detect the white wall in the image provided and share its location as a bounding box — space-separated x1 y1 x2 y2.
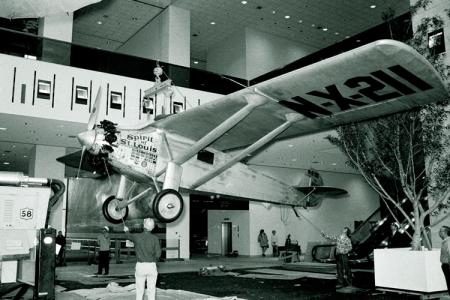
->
247 166 379 258
204 162 379 258
245 28 318 80
0 54 222 128
207 210 250 255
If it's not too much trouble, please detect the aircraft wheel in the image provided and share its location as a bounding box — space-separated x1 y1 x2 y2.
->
152 189 183 223
102 196 129 224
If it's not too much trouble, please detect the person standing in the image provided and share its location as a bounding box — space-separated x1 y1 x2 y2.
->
439 226 450 295
55 230 66 267
270 230 279 257
124 218 161 300
257 229 269 257
388 222 407 248
321 227 353 288
96 226 110 275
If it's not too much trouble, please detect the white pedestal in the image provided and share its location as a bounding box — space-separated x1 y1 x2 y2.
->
374 248 447 293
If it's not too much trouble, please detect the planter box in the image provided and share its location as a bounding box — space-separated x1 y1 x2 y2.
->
374 248 447 293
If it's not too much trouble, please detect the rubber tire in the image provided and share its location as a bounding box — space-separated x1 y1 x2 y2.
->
152 189 184 223
102 196 129 224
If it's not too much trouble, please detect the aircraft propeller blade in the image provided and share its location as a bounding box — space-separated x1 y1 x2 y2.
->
87 87 102 130
76 146 86 178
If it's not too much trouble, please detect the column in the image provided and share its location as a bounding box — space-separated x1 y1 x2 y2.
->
38 13 73 64
117 6 190 67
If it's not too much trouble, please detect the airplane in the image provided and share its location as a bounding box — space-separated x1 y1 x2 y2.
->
57 39 449 224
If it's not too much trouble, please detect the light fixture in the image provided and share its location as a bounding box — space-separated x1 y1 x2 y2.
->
210 21 216 25
97 20 102 25
311 24 315 27
23 155 28 158
241 0 247 4
193 61 199 64
3 162 10 165
334 32 339 35
332 163 337 166
298 20 303 23
43 236 53 244
0 127 6 131
322 27 328 31
272 10 276 14
370 4 376 8
284 15 290 19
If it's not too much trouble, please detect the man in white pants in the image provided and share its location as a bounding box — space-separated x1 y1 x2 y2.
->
124 218 161 300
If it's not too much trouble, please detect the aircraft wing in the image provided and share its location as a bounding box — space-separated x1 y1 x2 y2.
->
150 39 448 151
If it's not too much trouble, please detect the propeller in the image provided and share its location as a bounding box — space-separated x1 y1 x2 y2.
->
87 87 102 130
75 87 102 177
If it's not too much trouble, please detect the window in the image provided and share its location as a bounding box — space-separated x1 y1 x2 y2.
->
37 80 51 99
428 28 445 55
172 101 184 114
75 86 88 105
110 91 122 109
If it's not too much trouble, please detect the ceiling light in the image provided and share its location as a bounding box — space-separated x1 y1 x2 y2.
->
97 20 102 25
311 24 315 27
272 10 276 14
345 36 350 39
23 155 27 158
210 21 216 25
284 15 290 19
297 20 303 23
322 28 328 31
370 5 376 8
332 163 337 166
334 32 339 35
193 61 199 64
0 127 6 131
3 162 10 165
241 0 247 4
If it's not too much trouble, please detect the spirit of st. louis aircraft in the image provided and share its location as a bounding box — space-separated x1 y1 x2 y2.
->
58 39 448 224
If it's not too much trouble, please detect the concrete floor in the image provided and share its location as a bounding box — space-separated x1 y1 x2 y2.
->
4 255 449 299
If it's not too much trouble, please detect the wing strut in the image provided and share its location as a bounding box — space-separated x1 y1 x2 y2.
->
154 93 268 181
189 113 304 189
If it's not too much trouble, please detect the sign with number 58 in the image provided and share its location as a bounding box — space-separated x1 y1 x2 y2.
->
20 207 34 220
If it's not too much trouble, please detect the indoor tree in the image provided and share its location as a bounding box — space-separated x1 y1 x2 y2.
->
327 1 450 250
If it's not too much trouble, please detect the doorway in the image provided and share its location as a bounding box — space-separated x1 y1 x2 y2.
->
221 222 232 256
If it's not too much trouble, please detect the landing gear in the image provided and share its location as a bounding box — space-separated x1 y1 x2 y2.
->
102 196 129 224
152 189 183 223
